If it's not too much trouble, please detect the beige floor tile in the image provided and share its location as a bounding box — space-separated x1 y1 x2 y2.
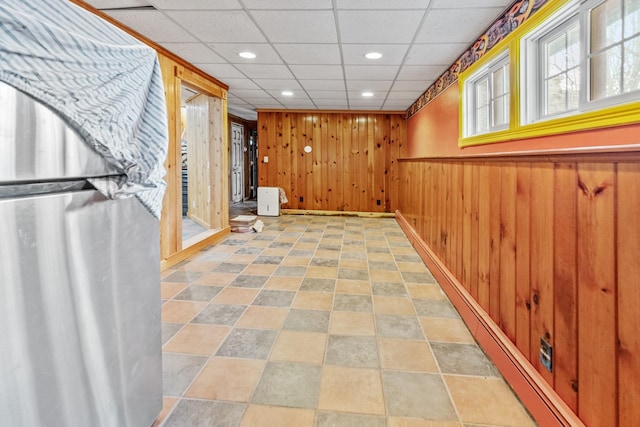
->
227 254 258 264
318 366 385 414
370 269 403 283
339 259 368 269
163 324 230 356
264 276 303 290
237 306 289 329
161 283 187 300
329 312 375 336
315 250 340 258
419 317 475 344
270 330 328 364
151 397 179 427
210 245 239 253
247 240 271 248
179 261 220 272
387 418 462 427
378 337 438 372
213 287 259 305
396 262 429 273
306 266 338 278
366 240 388 247
407 284 446 300
262 248 290 256
276 236 299 243
335 279 371 295
444 375 535 426
193 272 237 286
281 257 311 266
240 405 315 427
243 264 278 275
185 357 265 402
295 242 319 250
391 247 418 255
373 296 417 316
161 300 207 323
293 291 334 311
367 253 395 262
341 246 366 254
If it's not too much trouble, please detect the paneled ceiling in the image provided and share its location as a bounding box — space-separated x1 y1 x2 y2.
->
83 0 514 120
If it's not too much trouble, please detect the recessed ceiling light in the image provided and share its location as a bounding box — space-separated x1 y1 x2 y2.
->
238 51 256 59
362 91 374 97
282 91 294 96
365 52 382 59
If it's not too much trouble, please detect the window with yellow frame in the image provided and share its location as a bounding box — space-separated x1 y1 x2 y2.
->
459 0 640 148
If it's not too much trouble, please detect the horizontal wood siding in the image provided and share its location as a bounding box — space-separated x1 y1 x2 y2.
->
397 156 640 427
258 111 404 213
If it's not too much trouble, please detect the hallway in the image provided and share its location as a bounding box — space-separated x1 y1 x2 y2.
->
157 215 535 427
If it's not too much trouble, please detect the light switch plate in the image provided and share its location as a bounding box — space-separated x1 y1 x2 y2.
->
263 156 269 163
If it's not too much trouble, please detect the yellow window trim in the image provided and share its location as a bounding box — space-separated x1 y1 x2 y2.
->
458 0 640 148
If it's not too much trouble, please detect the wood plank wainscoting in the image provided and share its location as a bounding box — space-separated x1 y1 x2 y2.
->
396 153 640 427
257 111 405 214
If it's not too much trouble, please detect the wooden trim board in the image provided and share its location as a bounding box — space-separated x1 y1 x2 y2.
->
281 209 396 218
161 228 230 271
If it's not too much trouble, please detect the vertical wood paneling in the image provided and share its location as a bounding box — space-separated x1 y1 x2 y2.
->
499 162 516 341
289 114 299 209
477 164 491 309
577 163 616 426
470 164 480 301
312 115 322 210
463 164 473 293
530 164 554 384
489 163 502 321
515 163 532 357
320 114 329 209
553 162 578 411
281 113 292 208
617 163 640 427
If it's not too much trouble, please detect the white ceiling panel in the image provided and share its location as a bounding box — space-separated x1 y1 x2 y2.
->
242 98 284 106
396 65 446 81
391 80 432 90
313 99 349 107
222 78 262 90
234 64 294 79
251 11 338 43
84 0 150 9
346 80 393 91
241 0 333 9
149 0 241 9
211 43 283 64
306 91 348 99
338 11 424 44
278 100 317 108
274 44 341 65
382 99 415 107
195 63 245 79
344 65 399 80
105 10 197 42
348 91 386 100
431 0 512 8
299 80 347 91
405 43 470 66
160 43 226 64
341 44 409 65
290 65 344 80
336 0 431 9
416 8 505 43
229 89 271 98
266 90 311 99
251 79 303 90
385 90 427 100
349 100 384 109
167 11 266 42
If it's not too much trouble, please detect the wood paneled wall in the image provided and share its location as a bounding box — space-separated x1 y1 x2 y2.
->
258 111 405 213
397 155 640 427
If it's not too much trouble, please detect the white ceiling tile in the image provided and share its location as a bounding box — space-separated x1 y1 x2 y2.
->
230 89 271 98
242 0 333 8
385 90 426 100
306 91 348 99
338 11 423 44
211 44 283 64
348 100 384 109
396 65 446 80
223 78 262 90
228 105 257 120
416 8 505 43
84 0 150 9
105 10 198 42
279 100 317 108
405 43 470 66
240 97 283 105
195 63 245 79
290 65 344 80
380 101 411 109
266 90 310 99
344 65 399 80
336 0 431 9
252 79 303 90
314 99 349 107
341 44 409 65
234 64 294 79
299 80 346 91
391 80 431 91
166 11 266 42
251 11 337 43
274 44 341 65
160 43 226 64
348 90 386 100
346 80 393 91
149 0 242 9
431 0 511 8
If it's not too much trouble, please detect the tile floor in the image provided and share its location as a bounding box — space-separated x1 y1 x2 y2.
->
156 215 536 427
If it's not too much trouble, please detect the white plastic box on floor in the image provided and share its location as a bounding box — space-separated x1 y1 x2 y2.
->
257 187 280 216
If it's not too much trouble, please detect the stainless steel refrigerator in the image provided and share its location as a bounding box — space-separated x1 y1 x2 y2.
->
0 82 162 426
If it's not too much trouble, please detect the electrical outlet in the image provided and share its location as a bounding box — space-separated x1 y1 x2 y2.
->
299 196 304 202
376 199 381 206
540 338 553 372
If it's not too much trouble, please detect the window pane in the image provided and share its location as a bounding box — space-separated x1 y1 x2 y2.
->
567 24 581 68
546 74 568 114
476 106 489 133
547 32 568 76
567 67 581 109
591 0 623 52
591 46 623 99
492 95 509 127
624 0 640 38
623 37 640 92
493 66 506 97
476 78 489 108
